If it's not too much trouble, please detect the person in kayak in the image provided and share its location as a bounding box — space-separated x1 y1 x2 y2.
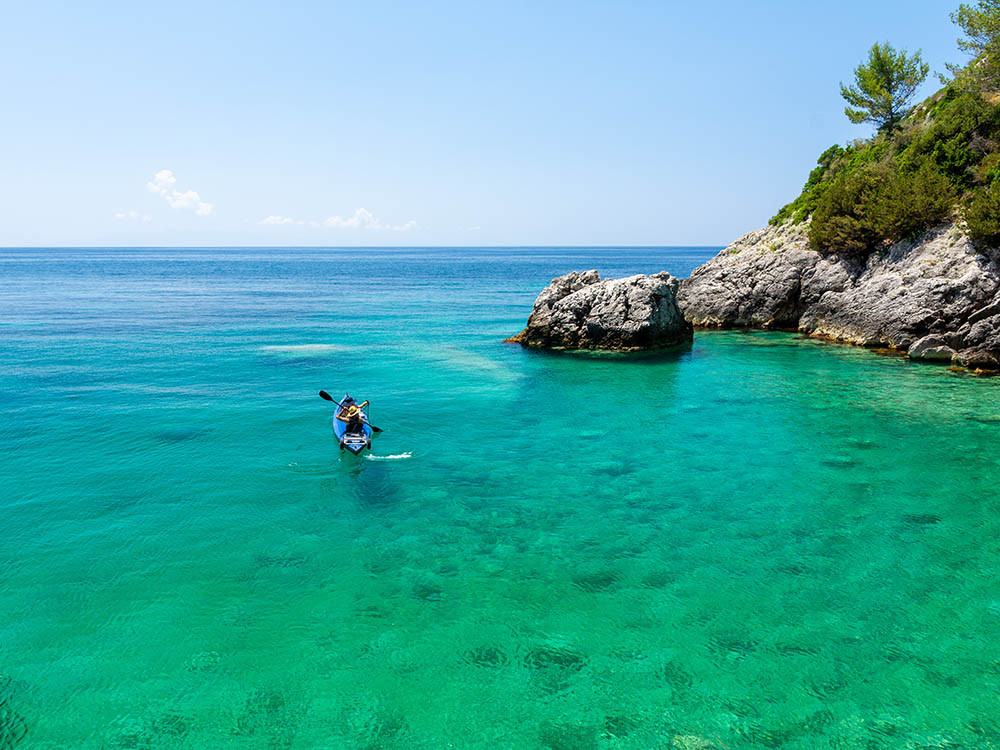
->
336 401 370 433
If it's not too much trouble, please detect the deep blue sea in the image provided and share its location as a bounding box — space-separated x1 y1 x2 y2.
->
3 246 1000 749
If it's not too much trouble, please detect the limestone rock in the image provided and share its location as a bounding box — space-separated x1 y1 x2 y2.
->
799 226 1000 355
908 335 958 361
679 222 1000 366
677 222 821 328
511 270 692 351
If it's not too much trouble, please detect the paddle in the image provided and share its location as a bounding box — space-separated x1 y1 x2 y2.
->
318 390 383 432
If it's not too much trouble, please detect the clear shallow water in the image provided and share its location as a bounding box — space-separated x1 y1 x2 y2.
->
3 246 1000 749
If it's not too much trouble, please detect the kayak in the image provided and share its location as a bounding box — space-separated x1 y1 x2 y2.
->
332 394 372 454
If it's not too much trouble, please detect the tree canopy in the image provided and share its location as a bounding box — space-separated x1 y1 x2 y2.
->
950 0 1000 90
840 43 929 132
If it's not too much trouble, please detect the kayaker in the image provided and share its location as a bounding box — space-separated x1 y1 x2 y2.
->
336 401 369 432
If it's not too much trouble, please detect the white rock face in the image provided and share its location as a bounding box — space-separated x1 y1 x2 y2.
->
678 222 1000 367
511 270 692 351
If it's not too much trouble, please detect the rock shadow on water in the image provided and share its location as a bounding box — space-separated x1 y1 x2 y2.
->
517 342 693 362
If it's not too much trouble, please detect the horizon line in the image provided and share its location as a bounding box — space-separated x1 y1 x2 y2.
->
0 243 727 250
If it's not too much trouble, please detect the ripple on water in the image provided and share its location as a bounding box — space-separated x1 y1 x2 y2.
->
540 721 599 750
522 643 587 672
152 427 211 444
706 632 759 660
109 711 189 749
462 645 509 668
658 660 694 692
253 551 308 569
411 579 444 602
571 569 621 592
341 696 410 748
0 684 27 750
185 651 221 672
525 645 586 695
231 689 298 747
601 713 643 740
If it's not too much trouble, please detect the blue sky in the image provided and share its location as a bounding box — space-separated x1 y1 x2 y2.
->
1 0 965 246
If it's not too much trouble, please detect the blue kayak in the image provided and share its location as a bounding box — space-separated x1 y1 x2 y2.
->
332 393 372 454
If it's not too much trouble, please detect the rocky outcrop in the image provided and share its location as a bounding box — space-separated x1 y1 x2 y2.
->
679 222 1000 368
510 270 692 351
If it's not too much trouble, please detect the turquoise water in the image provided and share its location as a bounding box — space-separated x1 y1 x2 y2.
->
3 247 1000 749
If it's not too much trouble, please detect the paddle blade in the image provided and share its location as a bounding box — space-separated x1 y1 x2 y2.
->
318 390 335 402
369 424 383 433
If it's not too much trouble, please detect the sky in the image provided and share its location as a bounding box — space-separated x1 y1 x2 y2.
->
0 0 968 246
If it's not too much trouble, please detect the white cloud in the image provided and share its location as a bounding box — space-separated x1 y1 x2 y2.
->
260 208 416 231
318 208 383 229
146 169 176 195
146 169 213 216
114 210 152 222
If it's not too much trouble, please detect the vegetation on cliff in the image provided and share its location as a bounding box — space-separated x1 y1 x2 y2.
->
771 0 1000 252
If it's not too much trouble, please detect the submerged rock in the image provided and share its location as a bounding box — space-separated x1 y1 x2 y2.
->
908 335 957 361
678 222 1000 367
510 270 692 351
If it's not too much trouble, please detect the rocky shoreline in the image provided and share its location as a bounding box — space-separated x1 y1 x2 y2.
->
512 222 1000 368
679 222 1000 368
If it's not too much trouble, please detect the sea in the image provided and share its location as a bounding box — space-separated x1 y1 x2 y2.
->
2 246 1000 748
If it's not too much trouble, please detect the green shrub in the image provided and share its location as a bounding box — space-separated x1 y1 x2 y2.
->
774 85 1000 251
897 89 1000 186
809 160 955 254
874 160 956 241
978 151 1000 183
809 163 888 254
966 183 1000 244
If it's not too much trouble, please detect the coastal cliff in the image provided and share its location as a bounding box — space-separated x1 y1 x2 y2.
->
673 78 1000 368
679 222 1000 367
514 79 1000 363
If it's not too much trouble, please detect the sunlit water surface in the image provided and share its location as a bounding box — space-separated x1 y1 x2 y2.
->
2 246 1000 748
